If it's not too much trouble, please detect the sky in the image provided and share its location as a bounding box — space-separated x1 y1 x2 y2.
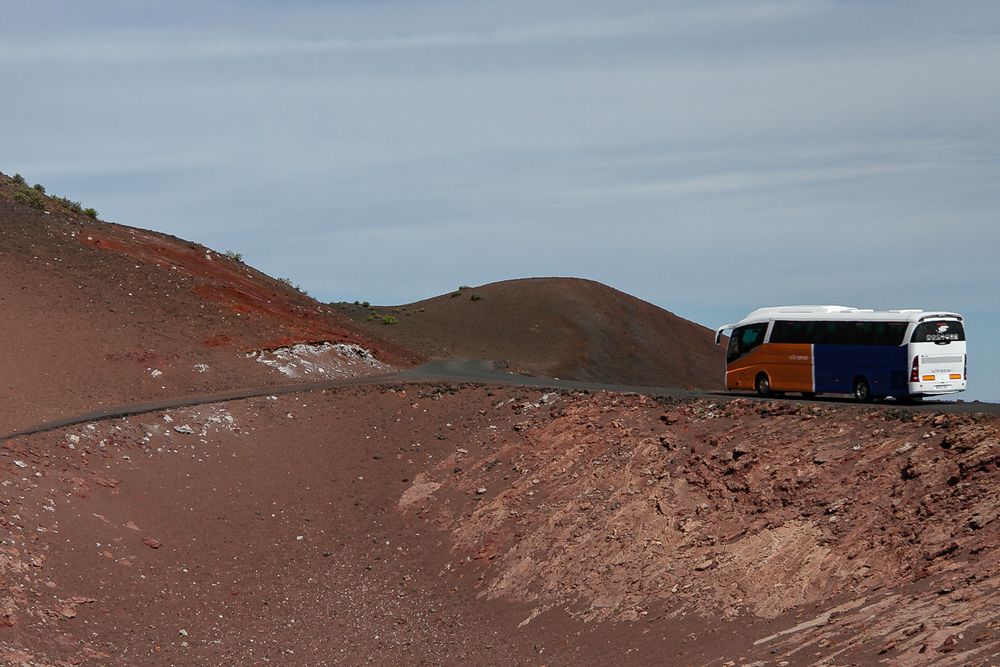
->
3 0 999 401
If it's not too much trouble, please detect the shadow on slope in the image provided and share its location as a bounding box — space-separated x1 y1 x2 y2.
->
335 277 724 389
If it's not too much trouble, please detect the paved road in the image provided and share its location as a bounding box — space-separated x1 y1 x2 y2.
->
2 359 996 442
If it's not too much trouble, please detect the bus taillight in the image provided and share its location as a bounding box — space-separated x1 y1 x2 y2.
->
910 356 919 383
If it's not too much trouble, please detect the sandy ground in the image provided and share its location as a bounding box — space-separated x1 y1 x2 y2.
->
2 384 997 666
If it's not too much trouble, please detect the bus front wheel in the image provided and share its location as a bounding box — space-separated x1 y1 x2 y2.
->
755 373 773 398
853 377 872 403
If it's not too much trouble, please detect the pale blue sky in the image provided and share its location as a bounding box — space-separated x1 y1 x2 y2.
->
3 1 998 400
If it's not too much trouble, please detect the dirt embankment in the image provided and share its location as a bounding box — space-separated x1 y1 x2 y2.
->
403 392 1000 664
2 383 996 665
0 172 418 434
335 278 725 390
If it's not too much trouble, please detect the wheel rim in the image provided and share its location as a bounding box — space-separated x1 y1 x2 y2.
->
854 380 869 402
757 375 770 396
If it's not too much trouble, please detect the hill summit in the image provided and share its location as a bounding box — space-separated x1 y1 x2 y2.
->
336 277 724 389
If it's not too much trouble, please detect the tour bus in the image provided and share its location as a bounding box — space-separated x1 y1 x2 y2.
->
715 306 967 402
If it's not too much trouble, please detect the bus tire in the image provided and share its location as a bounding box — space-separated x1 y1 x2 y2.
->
853 377 872 403
801 392 816 400
755 373 773 398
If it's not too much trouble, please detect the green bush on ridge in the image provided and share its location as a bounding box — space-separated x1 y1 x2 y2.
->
13 187 44 209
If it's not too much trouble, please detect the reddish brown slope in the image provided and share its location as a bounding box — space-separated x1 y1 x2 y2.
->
0 172 418 434
337 278 724 389
2 385 997 666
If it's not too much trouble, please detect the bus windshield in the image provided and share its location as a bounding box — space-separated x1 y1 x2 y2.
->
911 320 965 343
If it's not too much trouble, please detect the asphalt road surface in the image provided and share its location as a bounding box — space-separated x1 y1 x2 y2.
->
2 359 996 443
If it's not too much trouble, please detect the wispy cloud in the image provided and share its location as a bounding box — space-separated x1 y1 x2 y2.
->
562 161 940 201
3 0 999 399
0 1 828 63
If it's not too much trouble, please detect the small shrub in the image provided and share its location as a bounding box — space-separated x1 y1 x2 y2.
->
470 294 482 301
458 285 471 291
224 250 244 263
276 277 293 286
381 315 399 325
83 207 98 219
361 301 370 308
53 196 83 213
13 187 44 210
366 313 376 321
353 300 360 305
32 183 45 193
450 292 460 298
11 173 26 186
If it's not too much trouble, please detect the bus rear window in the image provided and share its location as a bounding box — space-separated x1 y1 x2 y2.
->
912 320 965 343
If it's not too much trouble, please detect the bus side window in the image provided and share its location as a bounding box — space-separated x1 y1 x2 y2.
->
887 322 907 345
771 320 797 343
727 322 768 362
742 322 767 351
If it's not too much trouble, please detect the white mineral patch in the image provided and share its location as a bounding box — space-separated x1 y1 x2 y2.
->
249 342 392 379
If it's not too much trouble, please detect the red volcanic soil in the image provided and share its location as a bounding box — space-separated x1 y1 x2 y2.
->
336 278 725 390
2 385 998 665
0 172 417 434
3 171 999 666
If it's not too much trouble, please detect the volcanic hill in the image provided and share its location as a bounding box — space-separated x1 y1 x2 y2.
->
2 170 999 666
0 172 418 434
335 278 725 389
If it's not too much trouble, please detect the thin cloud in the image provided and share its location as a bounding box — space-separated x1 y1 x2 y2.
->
563 161 944 200
0 1 828 63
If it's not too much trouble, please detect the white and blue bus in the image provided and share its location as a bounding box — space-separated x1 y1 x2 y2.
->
715 306 967 402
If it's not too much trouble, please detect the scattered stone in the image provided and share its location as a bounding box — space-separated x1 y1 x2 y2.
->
694 559 715 571
173 424 194 435
476 487 487 495
937 633 959 652
143 537 162 549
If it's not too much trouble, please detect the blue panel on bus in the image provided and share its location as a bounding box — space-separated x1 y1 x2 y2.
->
813 345 909 397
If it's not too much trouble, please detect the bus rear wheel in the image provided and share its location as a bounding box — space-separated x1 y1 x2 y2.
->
853 378 872 403
755 373 773 398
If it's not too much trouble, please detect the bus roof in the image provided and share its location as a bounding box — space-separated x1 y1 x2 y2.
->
716 305 963 337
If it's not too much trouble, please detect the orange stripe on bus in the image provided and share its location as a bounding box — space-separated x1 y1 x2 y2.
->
726 343 813 392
